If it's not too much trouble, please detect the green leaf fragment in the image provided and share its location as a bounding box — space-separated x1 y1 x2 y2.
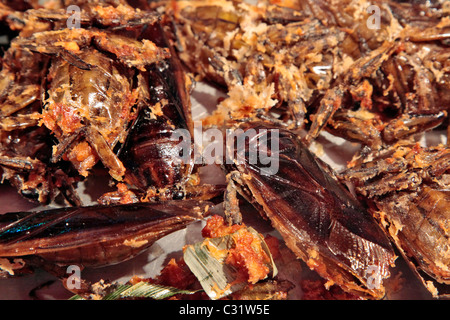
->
183 226 277 300
69 281 199 300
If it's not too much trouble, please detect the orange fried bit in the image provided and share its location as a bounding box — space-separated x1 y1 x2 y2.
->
301 279 364 300
202 215 273 284
226 228 271 284
263 234 281 261
97 183 140 205
201 215 244 238
94 33 171 71
152 258 198 290
41 102 83 135
63 141 98 177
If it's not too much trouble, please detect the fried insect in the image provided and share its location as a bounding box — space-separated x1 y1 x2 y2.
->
0 1 192 204
166 0 449 147
169 0 348 127
340 142 450 297
95 16 224 204
0 8 83 204
0 200 210 279
289 0 449 145
112 21 195 202
222 121 396 299
0 124 81 205
0 1 170 184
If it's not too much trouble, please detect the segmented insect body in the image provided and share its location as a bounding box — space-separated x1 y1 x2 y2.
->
0 200 210 278
341 142 450 297
223 121 396 299
117 21 195 200
0 2 177 203
169 0 449 147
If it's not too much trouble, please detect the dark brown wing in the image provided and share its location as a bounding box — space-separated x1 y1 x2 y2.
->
233 122 396 298
0 200 209 267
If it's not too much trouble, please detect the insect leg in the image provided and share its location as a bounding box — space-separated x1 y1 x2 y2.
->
224 171 244 225
83 126 126 181
0 113 40 131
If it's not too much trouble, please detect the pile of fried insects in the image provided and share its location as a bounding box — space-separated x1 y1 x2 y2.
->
0 0 448 300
